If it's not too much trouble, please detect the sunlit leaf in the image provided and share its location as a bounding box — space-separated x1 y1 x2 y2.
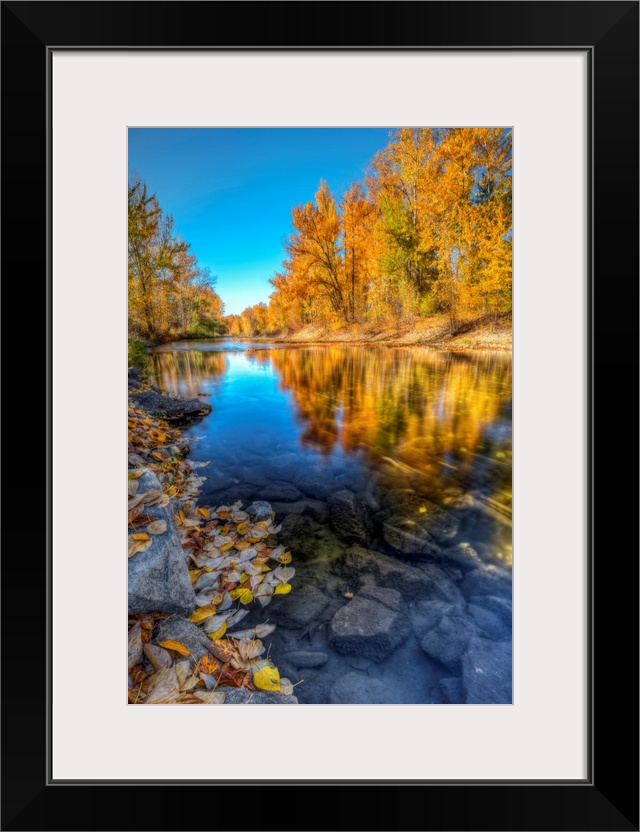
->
157 639 191 656
208 622 228 641
253 664 281 692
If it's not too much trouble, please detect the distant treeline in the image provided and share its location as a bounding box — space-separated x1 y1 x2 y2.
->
226 128 511 337
128 177 224 344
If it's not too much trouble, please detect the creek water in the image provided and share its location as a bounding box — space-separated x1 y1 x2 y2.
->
152 339 513 704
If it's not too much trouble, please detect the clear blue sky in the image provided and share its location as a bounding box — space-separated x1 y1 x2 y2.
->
128 128 394 315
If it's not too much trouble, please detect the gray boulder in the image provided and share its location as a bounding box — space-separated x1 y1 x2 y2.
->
128 471 196 616
156 617 211 660
327 490 373 544
330 672 397 704
293 468 337 500
329 587 410 663
461 637 512 704
419 616 478 669
247 500 273 522
271 499 330 524
128 390 212 421
222 689 298 704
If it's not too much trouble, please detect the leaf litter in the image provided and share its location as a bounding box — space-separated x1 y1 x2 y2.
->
128 390 299 704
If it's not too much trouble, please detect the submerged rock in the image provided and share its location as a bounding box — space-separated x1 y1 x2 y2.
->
283 651 329 669
128 470 196 616
128 389 212 421
269 584 329 629
259 482 303 502
329 586 410 663
419 616 478 669
222 689 298 704
461 637 512 704
247 500 273 522
438 676 465 704
327 489 374 544
329 672 397 704
379 490 459 555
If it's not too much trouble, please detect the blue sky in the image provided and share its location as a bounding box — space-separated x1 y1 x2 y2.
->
128 128 394 315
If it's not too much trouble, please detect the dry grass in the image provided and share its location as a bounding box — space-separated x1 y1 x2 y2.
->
267 314 512 351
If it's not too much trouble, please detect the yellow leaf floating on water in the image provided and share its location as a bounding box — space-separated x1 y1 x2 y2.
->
253 664 281 692
207 621 227 641
188 604 218 624
274 583 292 595
147 520 167 535
157 639 191 656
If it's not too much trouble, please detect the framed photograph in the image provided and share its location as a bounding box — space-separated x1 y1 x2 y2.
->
2 2 637 830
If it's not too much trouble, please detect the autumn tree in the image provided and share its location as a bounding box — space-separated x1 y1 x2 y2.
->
128 176 224 342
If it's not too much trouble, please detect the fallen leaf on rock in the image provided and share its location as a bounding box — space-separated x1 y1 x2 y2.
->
157 639 191 656
128 480 140 496
143 643 173 671
147 520 167 535
128 536 153 558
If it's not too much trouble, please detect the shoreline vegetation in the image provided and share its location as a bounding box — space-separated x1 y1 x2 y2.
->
129 128 512 365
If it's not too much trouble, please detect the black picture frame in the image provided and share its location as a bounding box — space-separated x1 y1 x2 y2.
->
2 2 638 830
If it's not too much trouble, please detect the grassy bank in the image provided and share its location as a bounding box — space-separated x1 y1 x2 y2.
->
227 314 512 351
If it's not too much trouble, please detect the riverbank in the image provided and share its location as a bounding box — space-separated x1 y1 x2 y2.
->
224 313 512 351
127 369 300 704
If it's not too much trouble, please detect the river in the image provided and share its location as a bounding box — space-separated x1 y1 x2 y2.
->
151 339 512 704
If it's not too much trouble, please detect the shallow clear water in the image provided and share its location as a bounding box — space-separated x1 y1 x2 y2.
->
151 339 513 703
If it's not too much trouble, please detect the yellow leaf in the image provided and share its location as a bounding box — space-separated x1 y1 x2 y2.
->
277 551 292 564
147 520 167 535
207 621 227 641
253 665 281 692
189 569 204 584
229 587 253 605
274 583 292 595
197 507 211 519
157 639 191 656
131 533 150 541
236 522 250 535
235 539 250 551
188 604 218 624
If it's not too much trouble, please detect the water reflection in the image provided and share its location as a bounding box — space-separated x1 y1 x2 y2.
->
153 349 227 398
152 343 512 565
271 347 512 562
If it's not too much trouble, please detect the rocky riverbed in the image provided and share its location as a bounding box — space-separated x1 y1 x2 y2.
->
128 366 512 705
